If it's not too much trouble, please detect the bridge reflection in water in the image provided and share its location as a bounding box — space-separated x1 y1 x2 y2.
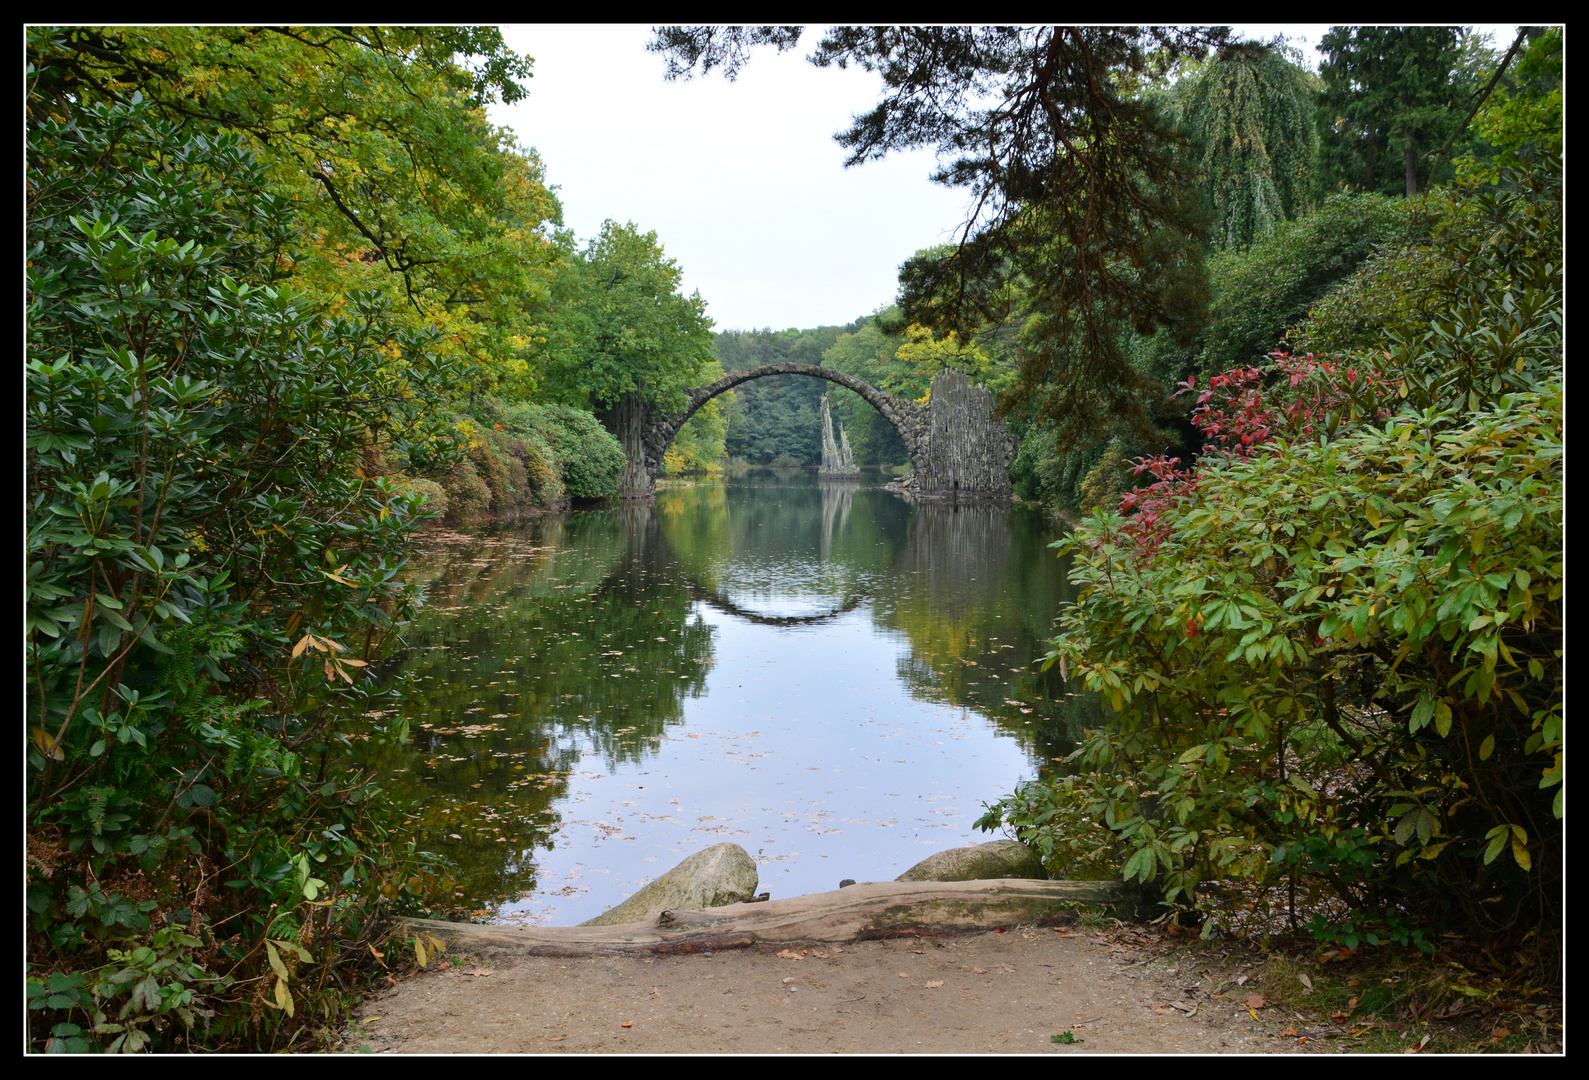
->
373 472 1103 925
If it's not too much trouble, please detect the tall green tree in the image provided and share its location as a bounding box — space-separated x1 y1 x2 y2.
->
986 158 1562 954
538 221 716 414
26 26 562 394
651 25 1228 451
1316 26 1478 197
1455 27 1563 188
1173 40 1319 249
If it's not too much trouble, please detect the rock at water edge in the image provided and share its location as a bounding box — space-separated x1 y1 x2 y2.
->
578 843 759 927
894 840 1046 883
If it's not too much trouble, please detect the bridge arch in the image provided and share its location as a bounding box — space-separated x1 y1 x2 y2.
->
686 581 871 628
668 363 924 469
602 365 1012 500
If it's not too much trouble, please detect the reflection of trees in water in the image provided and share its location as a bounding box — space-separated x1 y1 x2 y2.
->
659 481 1098 765
657 482 900 617
373 508 716 915
658 481 1098 766
871 501 1098 764
378 479 1103 914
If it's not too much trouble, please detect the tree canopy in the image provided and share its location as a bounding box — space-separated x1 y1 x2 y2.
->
1171 40 1319 249
27 26 563 391
1316 27 1478 197
651 25 1230 450
537 220 717 414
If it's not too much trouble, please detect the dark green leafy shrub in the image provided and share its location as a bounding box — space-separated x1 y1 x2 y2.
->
975 776 1118 881
27 83 457 1050
1026 162 1561 953
509 433 562 507
1197 192 1415 372
540 404 627 499
441 459 493 521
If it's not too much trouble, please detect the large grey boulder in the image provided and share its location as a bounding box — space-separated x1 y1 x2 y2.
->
895 840 1046 883
579 843 759 927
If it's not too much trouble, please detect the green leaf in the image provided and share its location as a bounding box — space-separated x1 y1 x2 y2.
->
1410 695 1435 733
1415 808 1434 846
1511 836 1531 871
266 940 289 982
1433 700 1453 738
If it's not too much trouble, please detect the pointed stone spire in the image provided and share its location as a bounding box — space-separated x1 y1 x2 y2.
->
820 395 860 475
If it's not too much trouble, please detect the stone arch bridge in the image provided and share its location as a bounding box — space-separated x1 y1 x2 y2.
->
600 364 1015 500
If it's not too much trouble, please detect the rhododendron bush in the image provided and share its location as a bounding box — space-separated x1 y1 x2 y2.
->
1033 163 1562 950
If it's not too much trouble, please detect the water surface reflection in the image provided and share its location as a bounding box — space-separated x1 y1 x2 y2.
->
377 471 1100 924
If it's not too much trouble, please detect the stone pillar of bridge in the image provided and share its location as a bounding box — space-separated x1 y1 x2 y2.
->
600 395 658 499
914 370 1016 500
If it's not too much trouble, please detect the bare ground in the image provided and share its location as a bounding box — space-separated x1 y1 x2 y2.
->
339 924 1310 1055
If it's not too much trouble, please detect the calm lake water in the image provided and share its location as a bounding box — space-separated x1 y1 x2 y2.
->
375 470 1103 925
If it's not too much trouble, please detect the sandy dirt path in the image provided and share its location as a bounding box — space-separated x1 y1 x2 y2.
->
341 925 1303 1054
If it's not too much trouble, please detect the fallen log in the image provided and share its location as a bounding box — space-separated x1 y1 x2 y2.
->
397 878 1136 958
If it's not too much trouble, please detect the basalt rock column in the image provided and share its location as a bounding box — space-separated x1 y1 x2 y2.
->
915 370 1016 500
601 395 662 499
819 395 860 477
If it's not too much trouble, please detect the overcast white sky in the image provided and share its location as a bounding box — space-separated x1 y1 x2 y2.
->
488 25 1519 333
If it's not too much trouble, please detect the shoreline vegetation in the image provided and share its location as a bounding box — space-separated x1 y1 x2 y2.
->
28 25 1560 1053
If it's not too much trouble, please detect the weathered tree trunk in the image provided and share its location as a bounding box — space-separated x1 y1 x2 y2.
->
398 879 1137 958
